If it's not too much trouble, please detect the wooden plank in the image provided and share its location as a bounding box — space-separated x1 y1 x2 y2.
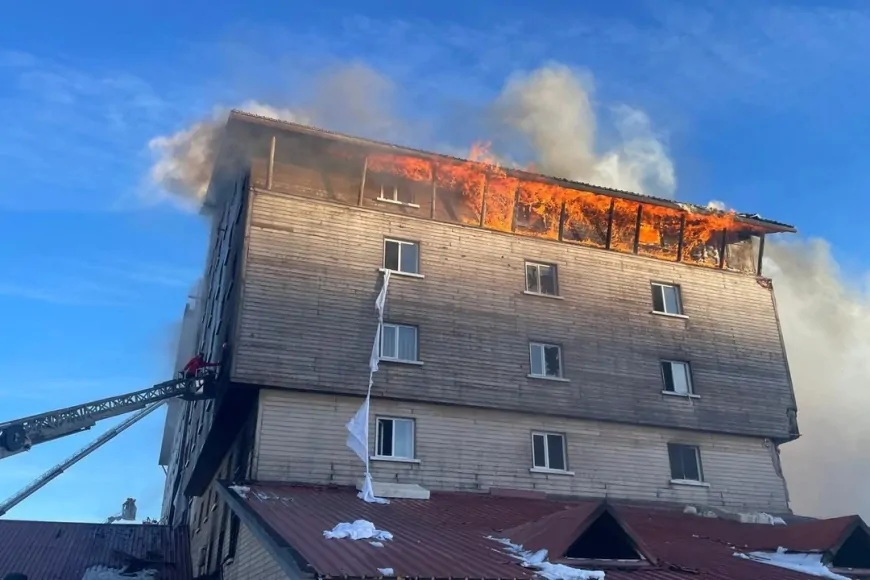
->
231 191 796 440
253 390 790 513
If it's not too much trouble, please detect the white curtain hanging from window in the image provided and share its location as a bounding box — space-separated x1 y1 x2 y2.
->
345 269 391 504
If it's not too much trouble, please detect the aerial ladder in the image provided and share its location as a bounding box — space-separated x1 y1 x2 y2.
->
0 370 217 518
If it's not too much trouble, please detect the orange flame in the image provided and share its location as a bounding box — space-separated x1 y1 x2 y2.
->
356 145 753 269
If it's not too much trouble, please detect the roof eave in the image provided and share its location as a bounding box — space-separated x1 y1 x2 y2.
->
226 110 797 235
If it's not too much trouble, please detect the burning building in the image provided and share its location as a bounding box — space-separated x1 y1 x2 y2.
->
159 111 809 579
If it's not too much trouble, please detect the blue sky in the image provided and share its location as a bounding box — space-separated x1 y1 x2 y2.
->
1 0 869 521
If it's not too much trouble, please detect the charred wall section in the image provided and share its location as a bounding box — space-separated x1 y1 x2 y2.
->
244 130 772 275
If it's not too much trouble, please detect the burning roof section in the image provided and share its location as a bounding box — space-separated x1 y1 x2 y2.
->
222 110 795 276
219 481 870 580
0 520 192 580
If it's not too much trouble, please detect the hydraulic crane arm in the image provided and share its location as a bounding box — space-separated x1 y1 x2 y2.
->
0 402 165 518
0 376 209 461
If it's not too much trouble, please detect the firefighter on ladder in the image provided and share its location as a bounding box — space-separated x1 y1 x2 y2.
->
180 352 219 391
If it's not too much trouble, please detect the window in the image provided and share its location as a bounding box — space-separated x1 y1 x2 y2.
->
651 283 682 315
529 342 562 378
383 239 419 274
379 183 400 202
668 443 703 482
376 417 415 459
661 361 693 395
525 262 559 296
381 323 419 362
532 432 567 471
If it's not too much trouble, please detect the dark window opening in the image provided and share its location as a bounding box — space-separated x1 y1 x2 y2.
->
215 506 228 568
525 262 559 296
383 239 420 274
532 432 567 471
651 283 682 315
668 443 702 481
832 527 870 569
661 361 693 394
565 511 642 561
227 514 241 558
376 417 415 459
530 342 562 378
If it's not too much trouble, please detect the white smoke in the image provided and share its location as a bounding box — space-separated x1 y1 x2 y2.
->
147 63 401 208
495 64 676 198
765 241 870 520
147 102 303 208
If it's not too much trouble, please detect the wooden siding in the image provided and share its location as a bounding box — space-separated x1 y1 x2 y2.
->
253 390 791 513
232 189 796 440
171 173 249 501
222 524 289 580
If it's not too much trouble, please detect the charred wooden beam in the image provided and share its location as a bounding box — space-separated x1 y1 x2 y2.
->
266 135 276 190
633 205 643 254
604 199 615 250
676 214 687 262
557 202 567 241
510 187 522 232
757 234 766 276
718 228 728 269
358 156 368 206
430 165 437 219
478 176 489 228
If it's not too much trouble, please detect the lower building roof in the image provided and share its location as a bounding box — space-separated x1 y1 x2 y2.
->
0 520 192 580
218 480 869 580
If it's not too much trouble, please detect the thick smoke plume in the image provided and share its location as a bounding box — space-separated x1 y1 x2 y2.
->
147 62 866 519
147 63 674 208
148 63 402 209
765 242 870 520
495 65 676 198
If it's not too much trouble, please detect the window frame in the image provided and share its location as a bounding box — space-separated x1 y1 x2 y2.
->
531 431 569 472
379 183 400 202
667 443 704 483
380 322 420 363
375 416 416 460
660 360 695 396
651 282 684 316
382 238 420 275
524 261 560 297
528 341 564 379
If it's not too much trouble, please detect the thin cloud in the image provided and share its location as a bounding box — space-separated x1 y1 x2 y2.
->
1 256 197 307
0 51 177 213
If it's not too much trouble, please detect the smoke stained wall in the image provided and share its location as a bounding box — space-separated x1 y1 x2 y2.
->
147 62 868 520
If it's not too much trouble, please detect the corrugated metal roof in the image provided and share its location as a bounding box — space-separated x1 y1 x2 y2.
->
232 482 863 580
0 520 192 580
226 110 797 234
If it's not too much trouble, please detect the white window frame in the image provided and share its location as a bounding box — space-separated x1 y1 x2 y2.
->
383 238 420 274
375 416 416 460
529 342 563 379
660 360 695 396
380 323 419 363
524 262 559 296
651 282 683 316
378 183 400 202
531 431 569 472
668 443 705 484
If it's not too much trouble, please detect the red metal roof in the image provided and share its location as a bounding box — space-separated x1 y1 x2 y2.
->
232 482 866 580
0 520 192 580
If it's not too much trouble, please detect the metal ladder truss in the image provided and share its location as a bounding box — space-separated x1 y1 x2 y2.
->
0 376 206 461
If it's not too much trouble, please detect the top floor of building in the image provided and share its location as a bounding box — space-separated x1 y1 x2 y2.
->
207 110 795 277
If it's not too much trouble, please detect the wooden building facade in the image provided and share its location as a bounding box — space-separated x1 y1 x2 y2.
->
160 111 799 578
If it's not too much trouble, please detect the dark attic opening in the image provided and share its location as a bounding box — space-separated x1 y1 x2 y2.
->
832 526 870 569
564 510 643 561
